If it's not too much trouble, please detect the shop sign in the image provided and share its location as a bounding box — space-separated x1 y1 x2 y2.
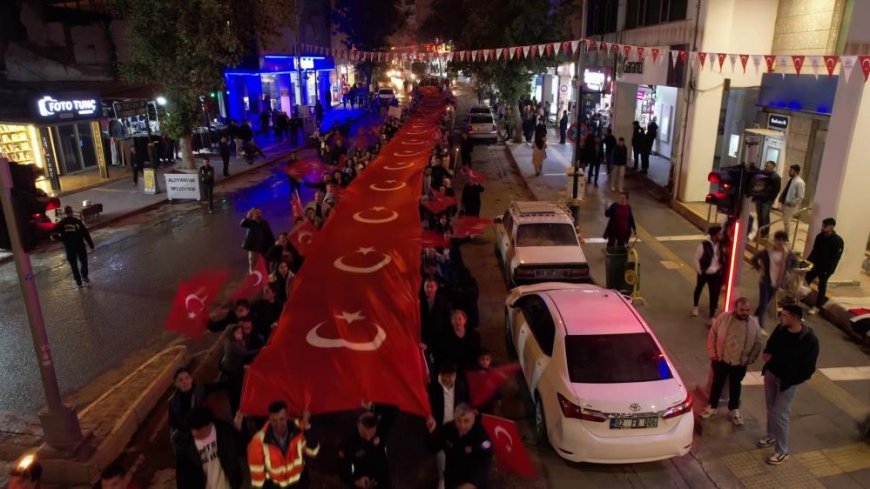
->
164 173 201 200
33 92 102 122
113 100 149 119
624 60 644 74
767 113 789 130
583 69 609 92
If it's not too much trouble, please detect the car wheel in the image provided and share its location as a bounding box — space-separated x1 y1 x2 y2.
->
504 307 517 360
534 393 549 446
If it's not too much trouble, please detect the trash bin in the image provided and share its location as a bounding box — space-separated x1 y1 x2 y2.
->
602 247 629 292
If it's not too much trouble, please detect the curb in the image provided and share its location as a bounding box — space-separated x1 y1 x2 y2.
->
37 345 188 486
501 143 541 200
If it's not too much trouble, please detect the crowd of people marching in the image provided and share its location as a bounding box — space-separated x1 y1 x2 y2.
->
157 79 500 489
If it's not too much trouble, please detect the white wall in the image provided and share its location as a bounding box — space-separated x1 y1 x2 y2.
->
678 0 780 202
654 85 677 157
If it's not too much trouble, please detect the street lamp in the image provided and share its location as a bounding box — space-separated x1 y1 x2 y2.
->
156 96 167 106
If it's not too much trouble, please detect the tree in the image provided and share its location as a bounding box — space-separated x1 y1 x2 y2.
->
332 0 404 85
113 0 295 169
417 0 465 44
435 0 577 140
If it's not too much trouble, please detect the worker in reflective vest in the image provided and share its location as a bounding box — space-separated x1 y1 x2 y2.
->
248 401 320 488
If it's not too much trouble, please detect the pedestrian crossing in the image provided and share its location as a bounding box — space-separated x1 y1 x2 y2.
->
742 366 870 386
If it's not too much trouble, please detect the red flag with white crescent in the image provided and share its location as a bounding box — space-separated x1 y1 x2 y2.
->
466 363 521 408
764 54 777 73
165 270 231 339
717 52 727 71
739 54 750 73
698 52 708 69
823 55 839 77
421 230 449 248
859 55 870 82
240 88 443 417
232 257 270 303
480 415 538 479
792 55 806 75
452 216 492 238
287 219 318 256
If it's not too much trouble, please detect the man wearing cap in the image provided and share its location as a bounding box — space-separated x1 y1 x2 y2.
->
53 205 95 288
805 217 844 315
338 403 398 488
757 304 819 465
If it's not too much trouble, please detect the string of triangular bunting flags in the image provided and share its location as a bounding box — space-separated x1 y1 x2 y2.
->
302 40 870 83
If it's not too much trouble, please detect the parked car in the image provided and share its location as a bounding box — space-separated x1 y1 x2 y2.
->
468 105 493 117
494 201 589 285
377 87 396 103
465 113 498 143
504 283 694 463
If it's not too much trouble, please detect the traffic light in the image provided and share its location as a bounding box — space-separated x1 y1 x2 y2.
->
0 161 52 252
706 166 744 217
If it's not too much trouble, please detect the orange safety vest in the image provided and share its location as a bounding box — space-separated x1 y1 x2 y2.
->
248 420 320 488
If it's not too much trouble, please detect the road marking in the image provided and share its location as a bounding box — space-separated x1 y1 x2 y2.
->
743 367 870 386
634 226 697 283
583 234 704 245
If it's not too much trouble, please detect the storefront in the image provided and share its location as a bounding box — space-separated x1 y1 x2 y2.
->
579 67 614 135
0 91 108 195
224 55 337 125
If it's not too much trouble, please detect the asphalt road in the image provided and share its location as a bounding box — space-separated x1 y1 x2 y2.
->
0 163 312 412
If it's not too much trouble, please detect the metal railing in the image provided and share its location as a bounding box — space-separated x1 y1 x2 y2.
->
754 205 812 251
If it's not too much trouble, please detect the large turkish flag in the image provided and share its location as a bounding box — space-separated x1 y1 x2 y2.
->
241 89 448 417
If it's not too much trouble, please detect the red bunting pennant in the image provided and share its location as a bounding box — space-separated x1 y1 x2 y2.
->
622 44 632 60
717 52 727 70
651 47 660 64
600 41 608 52
739 54 750 72
562 41 570 55
698 52 708 68
823 55 838 77
860 55 870 81
791 55 806 75
636 46 645 60
610 43 620 56
764 54 777 72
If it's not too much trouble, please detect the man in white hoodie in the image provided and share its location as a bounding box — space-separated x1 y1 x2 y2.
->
701 297 763 426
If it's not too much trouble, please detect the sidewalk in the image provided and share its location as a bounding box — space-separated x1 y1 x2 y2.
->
509 130 869 344
501 135 870 489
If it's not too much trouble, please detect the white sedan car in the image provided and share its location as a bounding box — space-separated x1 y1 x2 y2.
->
504 283 694 463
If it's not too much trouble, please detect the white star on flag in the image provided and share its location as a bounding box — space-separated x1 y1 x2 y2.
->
336 311 365 324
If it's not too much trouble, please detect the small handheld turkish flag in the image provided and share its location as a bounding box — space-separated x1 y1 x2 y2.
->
288 220 318 256
421 229 449 248
165 269 230 339
466 363 521 409
480 415 538 479
291 191 304 223
452 216 492 238
231 256 269 303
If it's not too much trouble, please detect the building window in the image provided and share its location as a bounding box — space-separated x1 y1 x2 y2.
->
586 0 618 36
625 0 687 29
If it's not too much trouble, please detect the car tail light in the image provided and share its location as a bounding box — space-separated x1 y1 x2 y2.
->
557 393 607 422
514 268 535 279
662 393 693 419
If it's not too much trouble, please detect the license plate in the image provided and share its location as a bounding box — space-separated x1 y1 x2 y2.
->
535 270 559 278
610 417 659 429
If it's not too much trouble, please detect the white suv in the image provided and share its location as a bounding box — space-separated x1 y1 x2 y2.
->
494 201 589 285
505 283 694 463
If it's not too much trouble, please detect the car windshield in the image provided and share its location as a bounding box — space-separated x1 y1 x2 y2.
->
564 333 673 384
470 115 493 124
515 223 577 247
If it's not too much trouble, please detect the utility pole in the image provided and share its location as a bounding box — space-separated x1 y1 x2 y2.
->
0 159 83 452
568 43 586 225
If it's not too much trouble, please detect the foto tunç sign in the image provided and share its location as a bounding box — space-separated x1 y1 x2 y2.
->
33 92 102 123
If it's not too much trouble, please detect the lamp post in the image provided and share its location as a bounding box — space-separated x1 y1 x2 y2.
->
0 158 84 452
568 45 586 225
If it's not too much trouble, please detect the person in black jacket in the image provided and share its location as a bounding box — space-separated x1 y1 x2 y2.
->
338 404 398 489
219 137 232 177
460 181 483 217
805 217 844 314
427 403 492 489
459 132 473 168
241 208 275 274
757 304 818 465
421 279 452 356
436 310 481 372
199 157 215 212
559 110 569 144
175 407 243 489
426 362 470 489
168 367 209 446
630 121 643 170
53 206 95 288
752 161 781 238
